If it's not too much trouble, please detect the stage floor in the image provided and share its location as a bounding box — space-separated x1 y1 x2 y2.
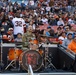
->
0 68 76 75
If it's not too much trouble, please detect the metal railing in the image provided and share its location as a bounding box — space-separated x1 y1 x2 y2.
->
38 73 76 75
58 44 76 56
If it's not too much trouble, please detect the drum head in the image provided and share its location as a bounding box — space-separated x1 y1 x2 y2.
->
19 50 42 71
8 48 23 61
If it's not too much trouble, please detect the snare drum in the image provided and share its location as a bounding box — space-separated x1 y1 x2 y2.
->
8 48 23 61
19 50 42 71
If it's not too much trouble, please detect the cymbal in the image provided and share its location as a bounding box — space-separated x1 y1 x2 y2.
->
40 35 52 38
13 42 23 45
40 34 47 37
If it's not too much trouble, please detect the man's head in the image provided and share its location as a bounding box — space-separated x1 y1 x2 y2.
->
64 25 71 32
17 33 22 39
47 26 51 31
15 10 20 18
27 25 33 32
67 32 73 40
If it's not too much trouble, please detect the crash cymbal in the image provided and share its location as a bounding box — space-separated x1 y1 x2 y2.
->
40 34 52 38
40 34 47 37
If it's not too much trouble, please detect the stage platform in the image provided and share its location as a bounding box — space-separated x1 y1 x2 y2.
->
0 43 76 75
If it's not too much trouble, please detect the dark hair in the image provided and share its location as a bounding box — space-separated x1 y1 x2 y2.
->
57 26 62 30
1 14 9 22
67 33 73 36
64 25 71 29
17 33 22 36
60 32 66 36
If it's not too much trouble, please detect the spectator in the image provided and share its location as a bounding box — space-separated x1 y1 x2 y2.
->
0 14 13 35
7 28 14 43
22 25 36 51
0 0 76 44
28 0 35 9
64 25 72 34
55 26 63 37
8 2 13 12
68 16 75 25
2 34 9 43
57 18 64 26
49 16 57 25
21 1 26 10
48 26 55 37
62 32 73 48
12 11 26 38
58 32 66 44
45 4 51 13
29 0 35 6
14 33 22 42
45 28 50 37
41 15 48 24
68 33 76 53
13 2 18 13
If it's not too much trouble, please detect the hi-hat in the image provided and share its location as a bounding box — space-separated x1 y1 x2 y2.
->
40 35 47 37
40 35 52 38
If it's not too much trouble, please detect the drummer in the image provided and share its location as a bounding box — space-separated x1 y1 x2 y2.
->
22 25 36 51
29 39 38 50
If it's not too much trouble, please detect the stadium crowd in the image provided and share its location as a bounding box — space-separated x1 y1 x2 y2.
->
0 0 76 52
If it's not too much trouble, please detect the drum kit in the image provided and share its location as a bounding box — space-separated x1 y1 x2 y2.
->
0 35 56 72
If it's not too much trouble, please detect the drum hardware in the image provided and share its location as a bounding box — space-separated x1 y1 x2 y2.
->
5 59 16 70
39 36 57 70
0 35 4 70
5 44 22 71
44 46 56 70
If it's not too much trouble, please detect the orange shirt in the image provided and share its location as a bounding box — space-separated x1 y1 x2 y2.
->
68 40 76 53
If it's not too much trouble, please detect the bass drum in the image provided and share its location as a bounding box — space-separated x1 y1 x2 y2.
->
19 50 43 71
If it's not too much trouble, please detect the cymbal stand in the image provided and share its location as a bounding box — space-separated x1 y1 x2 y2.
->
44 47 56 70
0 35 4 70
5 44 20 71
5 59 16 70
